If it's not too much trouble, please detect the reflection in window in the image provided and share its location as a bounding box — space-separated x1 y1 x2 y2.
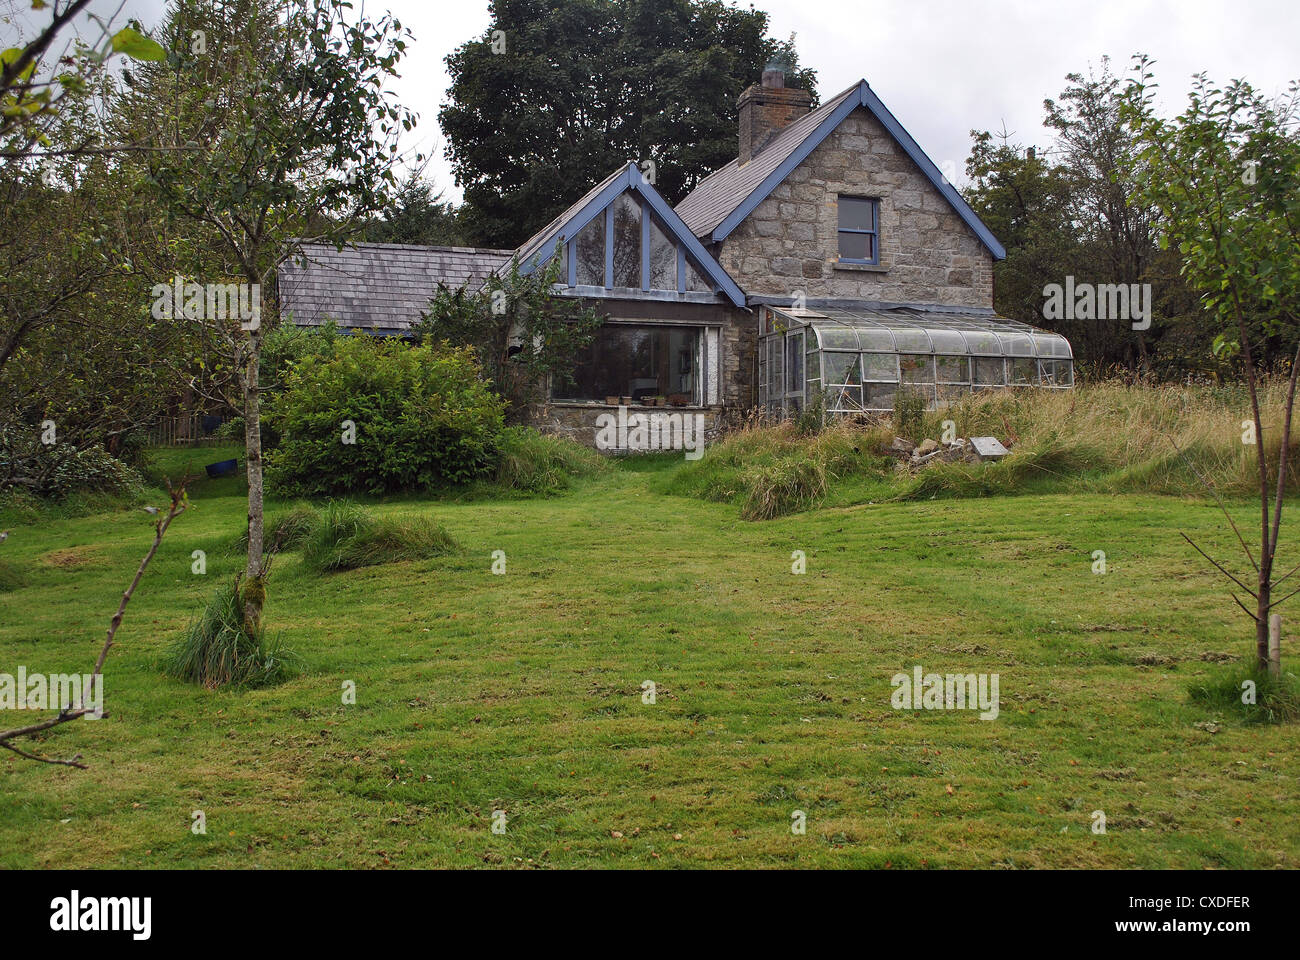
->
574 214 605 286
648 217 676 291
555 325 699 403
611 194 640 288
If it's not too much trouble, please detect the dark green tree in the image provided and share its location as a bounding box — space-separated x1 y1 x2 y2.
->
364 175 467 247
440 0 816 247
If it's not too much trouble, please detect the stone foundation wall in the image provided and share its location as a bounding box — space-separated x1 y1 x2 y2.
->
717 106 995 308
529 403 732 455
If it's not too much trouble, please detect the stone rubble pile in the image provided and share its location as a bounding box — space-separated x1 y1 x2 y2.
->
887 434 1011 470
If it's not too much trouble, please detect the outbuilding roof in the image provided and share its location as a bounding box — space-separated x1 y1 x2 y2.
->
278 242 511 333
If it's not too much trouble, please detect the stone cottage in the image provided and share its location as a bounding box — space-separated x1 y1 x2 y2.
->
279 70 1072 449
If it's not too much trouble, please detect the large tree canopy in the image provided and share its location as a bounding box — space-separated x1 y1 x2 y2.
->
439 0 817 248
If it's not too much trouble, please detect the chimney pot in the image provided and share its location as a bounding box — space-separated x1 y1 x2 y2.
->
761 68 785 89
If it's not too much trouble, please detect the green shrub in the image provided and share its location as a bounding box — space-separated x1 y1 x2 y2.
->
302 500 457 572
0 424 144 500
164 583 299 688
491 426 607 495
265 337 506 495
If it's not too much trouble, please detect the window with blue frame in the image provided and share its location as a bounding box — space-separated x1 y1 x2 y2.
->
567 192 717 295
837 196 879 264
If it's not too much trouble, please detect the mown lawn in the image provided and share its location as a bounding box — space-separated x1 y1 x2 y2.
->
1 447 1296 868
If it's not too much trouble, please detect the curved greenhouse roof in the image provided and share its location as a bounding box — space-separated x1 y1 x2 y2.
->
773 306 1073 359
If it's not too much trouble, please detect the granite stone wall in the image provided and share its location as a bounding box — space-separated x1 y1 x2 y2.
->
716 106 995 308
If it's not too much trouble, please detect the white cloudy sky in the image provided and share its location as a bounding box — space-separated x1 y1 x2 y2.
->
6 0 1298 199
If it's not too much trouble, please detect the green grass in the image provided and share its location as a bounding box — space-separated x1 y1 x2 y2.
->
0 446 1297 868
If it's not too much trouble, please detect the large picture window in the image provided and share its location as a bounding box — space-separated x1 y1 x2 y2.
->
553 325 699 403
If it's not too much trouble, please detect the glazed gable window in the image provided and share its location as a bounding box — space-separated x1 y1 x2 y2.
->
837 196 879 264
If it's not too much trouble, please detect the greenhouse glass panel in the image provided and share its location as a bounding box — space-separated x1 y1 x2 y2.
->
892 329 933 353
999 332 1034 357
938 383 971 402
823 352 862 385
1033 334 1072 358
1039 359 1074 386
814 326 862 350
972 357 1006 386
863 353 899 381
928 330 967 355
786 334 803 394
963 330 1002 355
856 328 897 352
863 382 897 410
826 383 863 410
900 354 935 384
935 355 970 383
1009 357 1038 384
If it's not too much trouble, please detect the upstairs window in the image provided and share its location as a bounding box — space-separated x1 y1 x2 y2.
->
837 196 879 264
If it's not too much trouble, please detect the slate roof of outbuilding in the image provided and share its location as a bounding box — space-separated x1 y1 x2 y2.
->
278 242 512 332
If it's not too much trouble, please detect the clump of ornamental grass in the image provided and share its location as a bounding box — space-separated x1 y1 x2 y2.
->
1188 666 1300 725
164 582 299 689
490 426 608 495
301 500 457 572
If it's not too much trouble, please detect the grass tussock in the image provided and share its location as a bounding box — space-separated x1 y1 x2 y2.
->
229 502 319 555
302 500 457 572
1188 666 1300 724
0 558 26 592
671 380 1300 518
665 419 891 520
164 582 299 689
490 426 608 495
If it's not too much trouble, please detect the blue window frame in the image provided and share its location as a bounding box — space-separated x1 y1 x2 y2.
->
837 196 879 265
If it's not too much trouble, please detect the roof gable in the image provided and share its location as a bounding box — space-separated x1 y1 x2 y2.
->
675 80 1005 261
512 161 746 307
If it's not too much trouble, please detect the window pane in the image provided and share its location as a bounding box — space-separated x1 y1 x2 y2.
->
937 382 970 402
648 216 676 291
823 352 861 385
1009 357 1037 384
864 382 897 410
826 383 863 410
611 194 640 288
1039 359 1074 386
575 214 605 286
555 326 699 402
785 334 803 394
936 356 969 383
685 257 712 293
838 196 875 231
863 353 898 381
838 230 873 261
899 354 934 384
972 357 1006 385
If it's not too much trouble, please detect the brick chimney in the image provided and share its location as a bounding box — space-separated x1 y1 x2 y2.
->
738 67 812 164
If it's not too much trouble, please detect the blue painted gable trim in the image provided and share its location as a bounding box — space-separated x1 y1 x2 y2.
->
710 81 1006 261
519 163 746 307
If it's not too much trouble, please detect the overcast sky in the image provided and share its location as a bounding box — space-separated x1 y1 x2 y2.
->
6 0 1298 199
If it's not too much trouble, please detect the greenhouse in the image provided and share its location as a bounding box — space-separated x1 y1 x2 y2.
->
757 306 1074 416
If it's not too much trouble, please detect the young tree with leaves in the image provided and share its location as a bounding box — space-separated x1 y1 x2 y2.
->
119 0 418 632
1123 58 1300 672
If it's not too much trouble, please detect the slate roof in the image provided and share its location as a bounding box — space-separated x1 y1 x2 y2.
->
512 164 629 271
278 242 512 332
675 84 859 240
675 80 1004 259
